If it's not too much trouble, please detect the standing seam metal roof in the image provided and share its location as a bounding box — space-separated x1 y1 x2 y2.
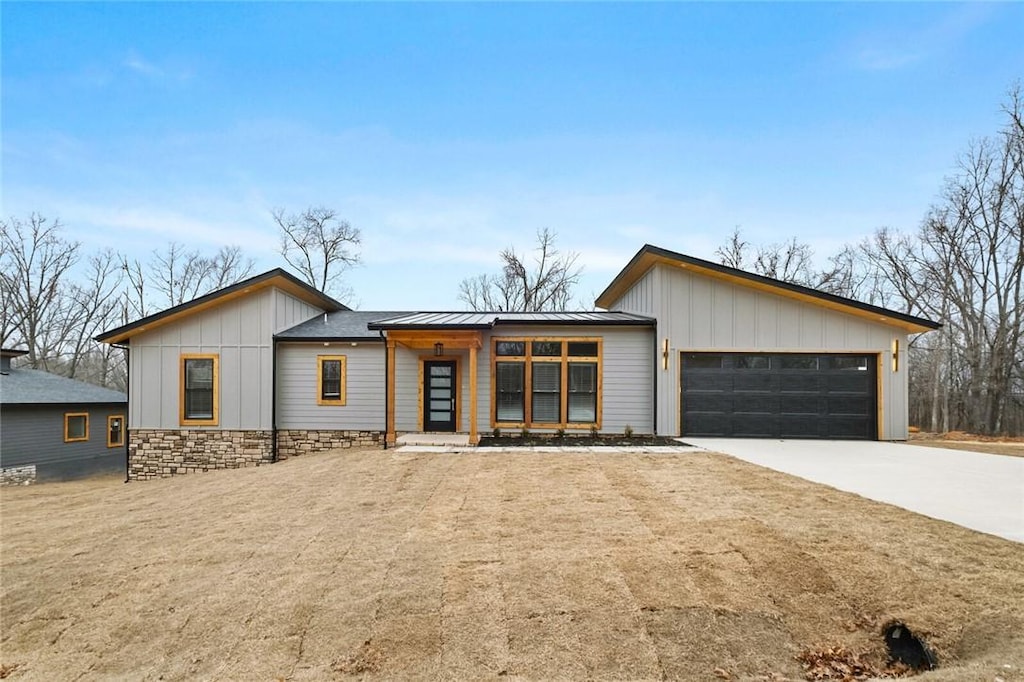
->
367 311 656 329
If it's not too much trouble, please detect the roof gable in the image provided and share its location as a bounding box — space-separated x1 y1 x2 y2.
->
97 269 347 345
595 244 941 334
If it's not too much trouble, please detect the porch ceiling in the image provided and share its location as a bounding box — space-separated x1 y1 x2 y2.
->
387 330 483 350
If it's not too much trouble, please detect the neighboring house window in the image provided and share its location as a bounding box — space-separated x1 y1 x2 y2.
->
492 337 601 428
64 413 89 442
317 355 347 405
180 354 219 425
108 415 125 448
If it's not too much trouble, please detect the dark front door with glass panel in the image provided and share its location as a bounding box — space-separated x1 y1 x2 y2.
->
424 360 457 431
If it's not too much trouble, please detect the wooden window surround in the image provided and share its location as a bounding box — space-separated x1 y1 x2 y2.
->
107 415 125 448
64 412 89 442
317 355 347 405
180 354 219 426
491 336 602 430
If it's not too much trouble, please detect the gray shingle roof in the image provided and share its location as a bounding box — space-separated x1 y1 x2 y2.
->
1 369 127 405
275 311 413 340
368 311 656 330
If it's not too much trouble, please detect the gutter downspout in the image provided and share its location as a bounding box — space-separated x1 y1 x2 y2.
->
112 342 131 483
651 329 658 436
271 337 279 462
380 330 388 450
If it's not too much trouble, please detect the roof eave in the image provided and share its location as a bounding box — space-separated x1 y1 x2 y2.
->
97 269 346 344
596 244 941 334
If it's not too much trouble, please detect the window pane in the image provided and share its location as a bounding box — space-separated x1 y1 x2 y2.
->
832 356 869 371
567 341 598 357
532 363 561 422
109 417 123 445
531 341 562 357
568 363 597 423
736 356 770 370
184 358 214 419
321 359 342 399
496 341 525 357
496 362 524 421
67 415 87 439
686 354 723 369
186 359 213 388
779 356 819 370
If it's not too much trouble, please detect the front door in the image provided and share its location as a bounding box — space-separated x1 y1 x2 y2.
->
424 360 457 431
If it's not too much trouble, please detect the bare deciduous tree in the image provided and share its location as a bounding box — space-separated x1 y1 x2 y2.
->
122 242 254 316
713 228 815 287
273 206 361 298
458 228 583 312
0 214 80 369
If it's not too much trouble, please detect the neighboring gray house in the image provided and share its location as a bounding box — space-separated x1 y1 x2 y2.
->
1 349 128 485
96 244 940 481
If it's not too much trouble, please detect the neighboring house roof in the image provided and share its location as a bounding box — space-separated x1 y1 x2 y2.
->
595 244 941 334
96 269 348 345
275 311 413 341
1 368 127 405
367 311 657 330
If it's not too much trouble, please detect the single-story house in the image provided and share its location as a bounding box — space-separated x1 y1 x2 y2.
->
96 244 940 480
1 348 128 485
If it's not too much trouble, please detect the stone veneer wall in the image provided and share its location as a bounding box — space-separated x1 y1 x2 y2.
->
1 464 36 486
276 430 384 460
129 429 273 480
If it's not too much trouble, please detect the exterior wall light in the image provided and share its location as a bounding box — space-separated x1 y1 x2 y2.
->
434 342 444 356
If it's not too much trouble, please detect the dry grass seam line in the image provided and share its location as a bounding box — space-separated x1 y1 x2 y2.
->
595 458 670 681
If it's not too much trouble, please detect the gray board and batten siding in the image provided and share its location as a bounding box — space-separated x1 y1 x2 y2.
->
128 287 326 430
609 263 913 440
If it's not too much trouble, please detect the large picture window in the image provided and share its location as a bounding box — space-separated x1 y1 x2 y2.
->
492 337 601 428
180 354 218 425
317 355 347 405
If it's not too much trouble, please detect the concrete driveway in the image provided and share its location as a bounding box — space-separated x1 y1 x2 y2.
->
684 438 1024 543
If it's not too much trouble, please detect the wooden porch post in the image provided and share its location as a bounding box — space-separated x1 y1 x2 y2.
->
386 338 396 445
469 341 479 445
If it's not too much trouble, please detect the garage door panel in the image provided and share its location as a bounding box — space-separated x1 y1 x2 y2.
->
682 353 877 440
778 395 821 415
733 394 775 413
733 373 776 392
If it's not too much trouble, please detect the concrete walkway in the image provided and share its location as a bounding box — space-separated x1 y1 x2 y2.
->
684 438 1024 543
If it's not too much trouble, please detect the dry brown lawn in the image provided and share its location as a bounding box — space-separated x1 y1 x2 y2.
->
2 449 1023 681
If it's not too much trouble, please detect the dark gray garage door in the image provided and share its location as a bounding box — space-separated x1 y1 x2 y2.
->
681 353 877 439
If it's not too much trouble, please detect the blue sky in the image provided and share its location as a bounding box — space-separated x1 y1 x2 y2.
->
3 2 1023 310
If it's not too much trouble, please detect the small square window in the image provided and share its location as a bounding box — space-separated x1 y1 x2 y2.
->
65 413 88 442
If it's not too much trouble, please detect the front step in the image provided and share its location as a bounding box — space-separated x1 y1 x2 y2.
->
395 433 472 447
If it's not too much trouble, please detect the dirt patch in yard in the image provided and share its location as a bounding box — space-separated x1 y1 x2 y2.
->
908 431 1024 458
2 449 1022 681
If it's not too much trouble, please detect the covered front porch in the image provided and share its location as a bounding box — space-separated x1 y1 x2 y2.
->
382 328 483 446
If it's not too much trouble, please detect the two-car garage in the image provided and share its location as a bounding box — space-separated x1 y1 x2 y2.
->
681 352 878 440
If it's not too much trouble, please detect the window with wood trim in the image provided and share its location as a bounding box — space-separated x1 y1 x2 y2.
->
180 354 219 425
64 412 89 442
317 355 347 405
107 415 125 448
491 337 601 428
